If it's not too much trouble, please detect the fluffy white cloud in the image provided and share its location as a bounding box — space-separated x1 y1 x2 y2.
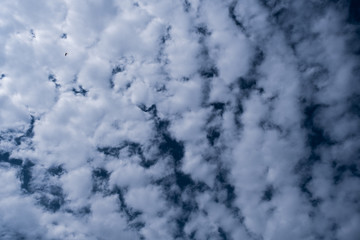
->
0 0 359 239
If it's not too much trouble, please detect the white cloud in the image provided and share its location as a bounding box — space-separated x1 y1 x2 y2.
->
61 167 92 206
0 0 359 239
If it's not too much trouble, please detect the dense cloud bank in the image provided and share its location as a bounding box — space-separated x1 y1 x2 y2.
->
0 0 359 239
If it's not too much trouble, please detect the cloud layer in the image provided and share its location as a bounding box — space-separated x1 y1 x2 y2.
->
0 0 359 239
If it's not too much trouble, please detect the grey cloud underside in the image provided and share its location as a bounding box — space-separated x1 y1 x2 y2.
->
0 0 359 239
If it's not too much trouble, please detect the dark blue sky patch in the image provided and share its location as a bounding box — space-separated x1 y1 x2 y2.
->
332 162 360 184
160 26 172 44
155 83 167 92
297 173 323 207
196 25 211 36
250 48 265 73
0 151 23 166
110 65 125 88
159 133 184 167
97 140 160 169
218 227 229 240
112 65 125 75
48 74 56 82
153 118 185 167
129 221 145 232
0 151 10 162
348 94 360 116
98 141 146 163
48 165 65 177
30 29 35 38
92 167 110 193
294 156 319 207
156 26 171 64
349 164 360 178
109 78 115 89
25 116 35 137
138 104 158 117
189 230 197 240
271 6 288 25
154 171 202 239
14 115 35 146
182 0 191 12
206 127 221 146
111 187 143 225
38 185 65 213
261 185 275 202
310 197 322 208
8 157 23 166
175 171 195 191
297 101 336 208
155 118 169 132
154 174 181 203
349 0 360 24
65 205 92 217
173 211 192 238
125 142 145 161
238 76 257 90
237 77 261 98
20 160 35 193
333 163 348 184
210 102 225 115
259 119 283 134
92 167 110 179
233 99 244 129
207 102 226 126
180 76 190 81
199 66 218 79
228 1 247 34
48 74 61 88
214 168 237 210
139 159 158 169
1 232 28 240
72 85 88 96
77 206 91 215
258 1 301 52
302 103 335 150
98 146 123 158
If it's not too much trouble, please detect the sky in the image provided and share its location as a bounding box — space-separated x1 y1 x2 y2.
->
0 0 359 239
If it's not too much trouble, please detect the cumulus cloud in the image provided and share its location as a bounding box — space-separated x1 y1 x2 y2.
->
0 0 359 239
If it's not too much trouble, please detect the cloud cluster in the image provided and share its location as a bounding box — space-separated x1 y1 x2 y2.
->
0 0 359 239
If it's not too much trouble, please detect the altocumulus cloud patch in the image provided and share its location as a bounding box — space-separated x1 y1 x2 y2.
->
0 0 359 239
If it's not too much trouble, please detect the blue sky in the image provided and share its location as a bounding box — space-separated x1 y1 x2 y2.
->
0 0 359 239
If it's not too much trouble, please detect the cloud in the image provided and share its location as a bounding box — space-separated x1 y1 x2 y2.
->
0 0 359 239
